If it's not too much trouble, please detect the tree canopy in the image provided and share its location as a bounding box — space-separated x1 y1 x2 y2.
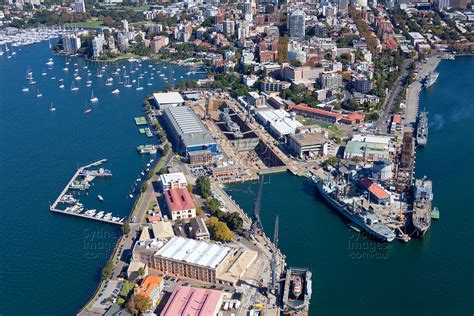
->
206 217 233 242
126 294 152 315
196 176 212 199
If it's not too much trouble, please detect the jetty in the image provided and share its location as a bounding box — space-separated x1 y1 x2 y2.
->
50 159 123 226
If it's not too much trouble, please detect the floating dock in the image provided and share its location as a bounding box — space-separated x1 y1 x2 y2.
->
49 159 123 226
134 117 147 126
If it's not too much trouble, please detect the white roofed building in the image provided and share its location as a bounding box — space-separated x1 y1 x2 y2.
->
153 92 185 110
256 109 302 140
132 236 258 286
159 172 187 190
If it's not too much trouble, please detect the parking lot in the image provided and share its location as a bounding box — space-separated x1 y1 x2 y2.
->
92 280 122 310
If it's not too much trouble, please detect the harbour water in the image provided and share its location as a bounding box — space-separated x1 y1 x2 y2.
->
0 41 202 315
225 57 474 315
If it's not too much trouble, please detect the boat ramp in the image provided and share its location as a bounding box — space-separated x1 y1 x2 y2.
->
49 159 124 226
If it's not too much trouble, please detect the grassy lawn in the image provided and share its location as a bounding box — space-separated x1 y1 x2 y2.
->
296 115 332 128
65 19 104 29
296 115 344 139
147 197 157 211
104 5 150 12
120 280 136 298
328 125 345 139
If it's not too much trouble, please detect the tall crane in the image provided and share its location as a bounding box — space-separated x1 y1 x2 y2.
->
251 177 264 234
269 214 279 294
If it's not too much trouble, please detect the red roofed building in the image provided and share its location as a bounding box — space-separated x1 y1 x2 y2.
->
164 188 196 221
340 113 365 125
392 114 401 124
135 276 164 307
259 50 277 63
147 215 161 223
358 178 391 205
289 103 343 123
161 286 223 316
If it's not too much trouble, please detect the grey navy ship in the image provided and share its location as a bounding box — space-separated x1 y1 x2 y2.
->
423 71 439 88
412 177 433 237
313 176 396 242
416 110 428 146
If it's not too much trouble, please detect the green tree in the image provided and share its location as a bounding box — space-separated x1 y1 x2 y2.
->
206 198 221 213
196 176 212 199
101 260 114 280
206 217 233 242
137 267 145 278
141 181 148 192
186 183 193 193
126 294 152 315
323 157 339 167
122 221 131 235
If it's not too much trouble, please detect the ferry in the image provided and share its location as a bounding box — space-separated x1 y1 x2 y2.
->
137 145 157 154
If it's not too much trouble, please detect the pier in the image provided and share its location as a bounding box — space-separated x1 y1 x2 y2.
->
49 159 123 226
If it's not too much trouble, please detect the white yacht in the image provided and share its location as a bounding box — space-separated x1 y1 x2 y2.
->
90 91 98 103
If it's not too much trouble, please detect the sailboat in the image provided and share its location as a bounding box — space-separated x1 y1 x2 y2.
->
46 58 54 66
41 68 47 76
84 102 92 114
22 86 29 92
36 89 43 98
90 90 98 103
124 78 132 88
112 89 120 94
50 102 56 111
147 78 152 86
59 83 65 89
71 81 79 91
136 78 144 91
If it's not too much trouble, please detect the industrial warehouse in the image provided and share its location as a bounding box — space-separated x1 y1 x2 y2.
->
132 236 258 286
163 105 218 156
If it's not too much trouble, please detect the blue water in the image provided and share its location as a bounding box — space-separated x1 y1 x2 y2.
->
225 57 474 315
0 41 202 315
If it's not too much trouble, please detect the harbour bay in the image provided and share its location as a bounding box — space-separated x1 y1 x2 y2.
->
0 40 203 315
224 56 474 315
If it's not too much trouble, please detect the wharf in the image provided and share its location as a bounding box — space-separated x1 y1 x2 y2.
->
134 117 147 126
405 56 441 131
50 208 123 226
49 159 123 226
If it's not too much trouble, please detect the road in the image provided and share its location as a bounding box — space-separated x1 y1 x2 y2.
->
374 58 414 132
